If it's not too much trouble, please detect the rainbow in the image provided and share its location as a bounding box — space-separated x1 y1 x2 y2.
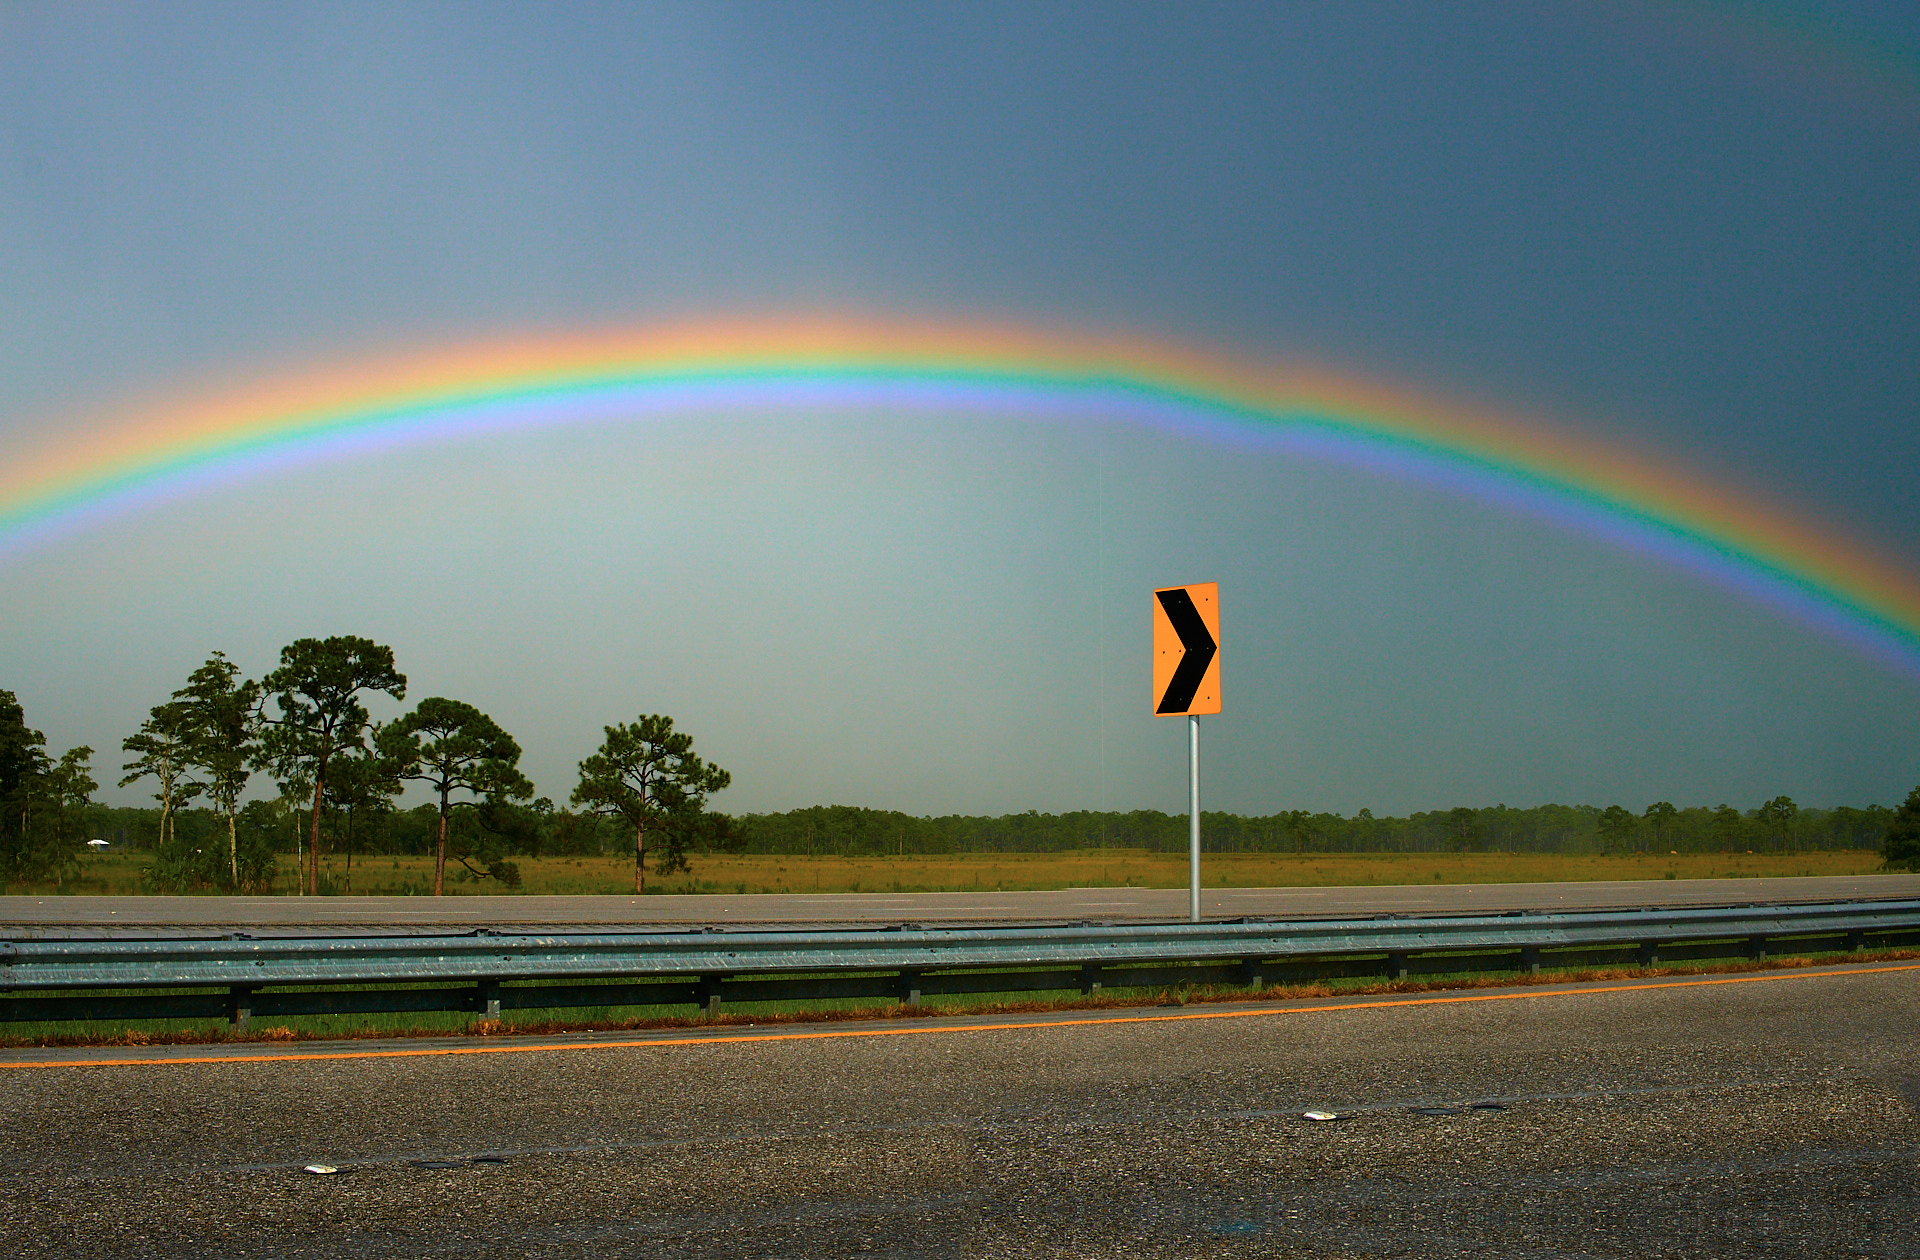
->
5 316 1919 679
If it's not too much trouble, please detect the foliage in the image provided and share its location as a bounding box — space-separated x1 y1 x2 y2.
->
46 747 96 838
1596 805 1637 854
1757 795 1799 850
445 798 532 888
535 805 618 857
1445 806 1484 852
572 714 736 893
143 807 279 893
0 690 49 835
33 746 94 885
237 796 301 867
80 794 1906 869
1279 809 1319 853
728 798 1896 859
322 746 402 891
2 691 91 886
1643 801 1678 850
121 700 199 852
1882 785 1920 872
258 636 406 895
172 652 261 885
1710 804 1748 850
379 698 533 893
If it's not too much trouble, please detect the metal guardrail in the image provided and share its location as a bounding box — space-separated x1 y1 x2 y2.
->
2 898 1917 1030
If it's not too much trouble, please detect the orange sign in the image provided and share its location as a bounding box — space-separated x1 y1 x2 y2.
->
1152 583 1220 715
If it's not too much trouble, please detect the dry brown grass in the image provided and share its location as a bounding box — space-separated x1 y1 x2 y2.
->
24 846 1886 899
644 848 1883 895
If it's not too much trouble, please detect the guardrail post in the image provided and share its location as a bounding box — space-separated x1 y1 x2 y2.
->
477 980 501 1021
1386 951 1410 981
1080 964 1102 996
1847 931 1866 952
1518 946 1541 976
899 969 921 1007
1638 943 1660 968
1240 959 1264 993
1748 936 1769 962
695 976 722 1017
226 986 253 1032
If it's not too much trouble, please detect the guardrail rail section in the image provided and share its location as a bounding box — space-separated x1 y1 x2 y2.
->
2 899 1917 1030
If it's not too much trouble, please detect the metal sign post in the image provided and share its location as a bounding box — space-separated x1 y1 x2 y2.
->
1188 713 1201 922
1152 583 1220 924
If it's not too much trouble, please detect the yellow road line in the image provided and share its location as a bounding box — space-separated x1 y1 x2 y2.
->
5 963 1914 1071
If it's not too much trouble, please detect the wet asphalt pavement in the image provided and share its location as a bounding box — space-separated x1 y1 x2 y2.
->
1 962 1915 1258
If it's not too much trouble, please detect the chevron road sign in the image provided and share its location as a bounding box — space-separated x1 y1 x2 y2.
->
1152 582 1220 715
1153 581 1220 921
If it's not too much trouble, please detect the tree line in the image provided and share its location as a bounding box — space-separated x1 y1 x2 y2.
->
59 792 1920 882
7 637 1918 891
730 798 1914 860
1 635 735 894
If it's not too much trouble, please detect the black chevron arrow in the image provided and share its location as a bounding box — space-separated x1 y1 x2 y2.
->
1155 587 1217 714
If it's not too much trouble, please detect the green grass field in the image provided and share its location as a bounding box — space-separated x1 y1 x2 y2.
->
16 845 1889 898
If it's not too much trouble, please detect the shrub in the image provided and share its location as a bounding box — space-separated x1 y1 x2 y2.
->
1882 785 1920 872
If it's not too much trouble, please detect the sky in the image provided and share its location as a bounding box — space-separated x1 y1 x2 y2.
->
2 1 1917 819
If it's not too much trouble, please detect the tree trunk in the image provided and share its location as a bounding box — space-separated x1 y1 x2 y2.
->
227 807 237 888
434 783 449 896
635 818 646 895
308 769 325 897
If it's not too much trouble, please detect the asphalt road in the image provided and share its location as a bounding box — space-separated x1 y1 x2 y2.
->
5 873 1919 937
2 961 1916 1257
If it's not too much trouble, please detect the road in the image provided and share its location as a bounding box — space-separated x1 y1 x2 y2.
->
2 961 1916 1257
4 873 1918 936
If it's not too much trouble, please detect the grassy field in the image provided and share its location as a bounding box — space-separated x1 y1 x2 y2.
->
13 846 1889 897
